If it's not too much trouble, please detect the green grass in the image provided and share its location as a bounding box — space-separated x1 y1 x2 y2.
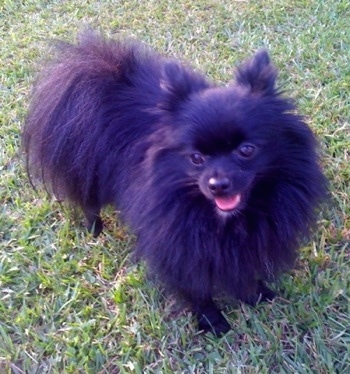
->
1 0 349 372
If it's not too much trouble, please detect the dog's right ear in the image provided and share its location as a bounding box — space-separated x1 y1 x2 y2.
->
234 50 278 96
159 61 209 111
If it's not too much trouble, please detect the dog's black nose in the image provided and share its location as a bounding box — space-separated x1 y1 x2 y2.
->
208 177 231 195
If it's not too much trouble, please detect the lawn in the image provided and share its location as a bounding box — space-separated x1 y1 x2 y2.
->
0 0 349 373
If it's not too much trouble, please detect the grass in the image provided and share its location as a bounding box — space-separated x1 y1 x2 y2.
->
0 0 349 372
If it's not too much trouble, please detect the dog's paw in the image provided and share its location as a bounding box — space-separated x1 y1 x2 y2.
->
258 283 277 303
86 216 103 237
242 281 277 306
197 309 231 336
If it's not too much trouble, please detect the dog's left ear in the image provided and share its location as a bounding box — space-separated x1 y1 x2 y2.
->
160 61 209 110
234 50 278 96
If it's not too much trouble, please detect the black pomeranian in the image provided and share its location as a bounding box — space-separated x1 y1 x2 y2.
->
23 31 327 335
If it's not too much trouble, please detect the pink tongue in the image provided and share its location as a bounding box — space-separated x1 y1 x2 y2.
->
215 194 241 211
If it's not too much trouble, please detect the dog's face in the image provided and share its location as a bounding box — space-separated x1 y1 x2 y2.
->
190 139 258 215
172 87 281 216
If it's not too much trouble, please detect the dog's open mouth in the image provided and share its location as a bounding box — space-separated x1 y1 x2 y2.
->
215 194 241 211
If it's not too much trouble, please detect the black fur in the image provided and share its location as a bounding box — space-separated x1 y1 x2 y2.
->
23 31 327 335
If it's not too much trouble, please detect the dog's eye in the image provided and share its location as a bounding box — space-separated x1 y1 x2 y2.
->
190 153 205 165
238 144 256 158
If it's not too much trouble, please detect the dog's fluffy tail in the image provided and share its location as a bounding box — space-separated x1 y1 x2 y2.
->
23 31 158 204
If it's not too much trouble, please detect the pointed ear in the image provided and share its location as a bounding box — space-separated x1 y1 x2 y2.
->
160 61 209 110
234 50 278 96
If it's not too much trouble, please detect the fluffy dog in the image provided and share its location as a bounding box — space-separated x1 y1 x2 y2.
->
23 31 327 335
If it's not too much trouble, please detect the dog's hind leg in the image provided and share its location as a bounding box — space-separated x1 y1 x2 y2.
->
83 206 103 237
192 298 231 336
239 280 277 306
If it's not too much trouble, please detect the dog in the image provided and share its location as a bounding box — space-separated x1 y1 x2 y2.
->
23 31 327 335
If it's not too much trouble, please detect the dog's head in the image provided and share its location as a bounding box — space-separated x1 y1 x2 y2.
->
151 50 317 217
